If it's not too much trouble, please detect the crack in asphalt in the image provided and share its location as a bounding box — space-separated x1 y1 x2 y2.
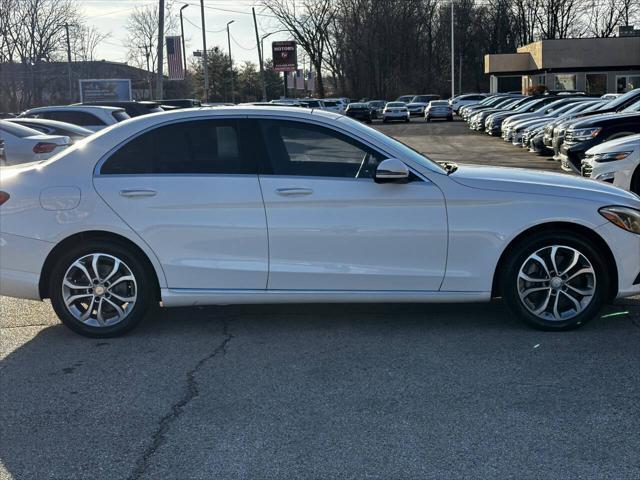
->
127 318 234 480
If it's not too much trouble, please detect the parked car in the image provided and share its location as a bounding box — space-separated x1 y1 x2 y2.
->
345 103 373 123
462 95 521 121
320 99 344 114
581 134 640 194
560 110 640 173
382 102 410 122
367 100 386 119
506 99 591 146
0 120 71 165
425 100 453 121
299 99 323 108
19 106 130 131
77 101 163 118
406 95 441 116
159 99 202 108
0 139 4 163
7 118 93 142
474 97 537 132
600 93 622 100
450 94 487 114
1 106 638 337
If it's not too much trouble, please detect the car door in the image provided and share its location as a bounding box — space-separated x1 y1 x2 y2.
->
256 118 448 291
93 118 269 289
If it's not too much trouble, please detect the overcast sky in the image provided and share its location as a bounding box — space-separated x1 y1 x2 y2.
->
81 0 295 66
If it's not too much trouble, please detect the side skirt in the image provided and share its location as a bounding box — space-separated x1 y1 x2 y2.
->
160 289 491 307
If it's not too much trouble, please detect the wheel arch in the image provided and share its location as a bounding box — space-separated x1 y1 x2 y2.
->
491 221 618 302
39 230 162 301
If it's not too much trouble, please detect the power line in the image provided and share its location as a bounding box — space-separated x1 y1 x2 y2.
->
183 16 228 33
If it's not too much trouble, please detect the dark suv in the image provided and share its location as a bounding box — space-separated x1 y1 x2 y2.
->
560 109 640 172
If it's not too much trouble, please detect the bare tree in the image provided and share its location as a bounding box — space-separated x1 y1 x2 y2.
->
587 0 640 37
71 24 108 62
261 0 335 97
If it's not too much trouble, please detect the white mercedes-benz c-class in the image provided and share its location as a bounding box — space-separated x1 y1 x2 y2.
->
1 107 639 337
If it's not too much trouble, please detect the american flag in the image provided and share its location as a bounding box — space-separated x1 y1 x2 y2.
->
166 36 184 81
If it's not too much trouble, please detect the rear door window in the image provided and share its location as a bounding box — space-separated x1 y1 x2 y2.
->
101 119 257 175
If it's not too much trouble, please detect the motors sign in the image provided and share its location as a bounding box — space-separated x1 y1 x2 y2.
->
272 41 297 72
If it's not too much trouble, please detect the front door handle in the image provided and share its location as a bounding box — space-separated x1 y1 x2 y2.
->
119 189 157 198
275 188 313 197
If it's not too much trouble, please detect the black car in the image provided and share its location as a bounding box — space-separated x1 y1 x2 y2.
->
77 101 164 117
345 103 373 123
160 99 201 108
560 111 640 172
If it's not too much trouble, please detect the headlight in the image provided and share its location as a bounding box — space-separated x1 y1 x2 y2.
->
592 151 632 163
599 206 640 234
569 127 602 141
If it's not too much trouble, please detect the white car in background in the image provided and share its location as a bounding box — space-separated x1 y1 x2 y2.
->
450 94 488 114
320 99 344 114
581 133 640 194
19 105 130 131
0 120 71 166
1 106 639 337
382 102 410 122
425 100 453 121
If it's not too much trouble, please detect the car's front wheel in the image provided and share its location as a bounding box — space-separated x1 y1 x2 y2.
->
501 231 610 330
49 241 154 337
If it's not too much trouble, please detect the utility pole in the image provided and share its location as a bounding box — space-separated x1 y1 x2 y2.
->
450 0 455 99
252 8 266 101
64 23 73 102
459 53 462 94
179 4 188 73
226 20 235 103
156 0 165 100
200 0 209 102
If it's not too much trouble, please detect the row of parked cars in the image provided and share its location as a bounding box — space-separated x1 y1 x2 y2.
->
0 100 211 165
459 89 640 195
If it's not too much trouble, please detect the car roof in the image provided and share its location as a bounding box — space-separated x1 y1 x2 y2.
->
24 105 125 113
7 117 93 134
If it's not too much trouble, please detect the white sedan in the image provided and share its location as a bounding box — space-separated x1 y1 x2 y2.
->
581 133 640 194
0 120 71 166
1 107 639 337
382 102 410 122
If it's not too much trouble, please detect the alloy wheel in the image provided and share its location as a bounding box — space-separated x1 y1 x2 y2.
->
62 253 137 328
517 245 596 321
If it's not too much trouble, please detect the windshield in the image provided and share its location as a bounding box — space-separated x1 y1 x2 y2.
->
622 100 640 112
606 87 640 109
368 101 385 107
386 102 405 107
412 95 438 103
347 103 367 108
430 101 448 106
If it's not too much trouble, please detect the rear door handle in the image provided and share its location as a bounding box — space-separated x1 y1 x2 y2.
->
275 188 313 197
119 189 157 198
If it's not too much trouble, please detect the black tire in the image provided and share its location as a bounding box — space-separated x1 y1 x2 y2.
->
49 240 154 337
500 231 610 331
426 117 431 122
631 166 640 195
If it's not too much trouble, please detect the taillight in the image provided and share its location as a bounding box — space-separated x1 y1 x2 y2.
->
0 191 9 206
33 142 58 154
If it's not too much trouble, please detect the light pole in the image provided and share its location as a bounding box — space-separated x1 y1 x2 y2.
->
450 0 455 99
179 4 188 74
200 0 209 102
226 20 235 103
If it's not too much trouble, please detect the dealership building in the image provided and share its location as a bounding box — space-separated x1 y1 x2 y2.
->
484 30 640 95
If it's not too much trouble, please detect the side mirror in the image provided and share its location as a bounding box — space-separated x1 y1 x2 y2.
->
374 158 410 183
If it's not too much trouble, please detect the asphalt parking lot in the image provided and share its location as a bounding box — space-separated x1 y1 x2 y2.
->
1 119 639 480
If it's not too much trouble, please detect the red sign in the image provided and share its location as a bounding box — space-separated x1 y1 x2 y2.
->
272 41 297 72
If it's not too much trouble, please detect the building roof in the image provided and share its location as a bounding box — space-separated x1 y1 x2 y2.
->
485 37 640 75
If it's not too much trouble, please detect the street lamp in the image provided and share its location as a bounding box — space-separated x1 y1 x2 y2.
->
226 20 235 103
179 4 188 74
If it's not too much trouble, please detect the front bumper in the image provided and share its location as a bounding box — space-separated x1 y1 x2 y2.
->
383 112 409 120
581 157 637 191
595 221 640 299
0 232 54 300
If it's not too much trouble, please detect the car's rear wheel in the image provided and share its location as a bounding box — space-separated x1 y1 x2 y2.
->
501 231 609 330
49 241 153 337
